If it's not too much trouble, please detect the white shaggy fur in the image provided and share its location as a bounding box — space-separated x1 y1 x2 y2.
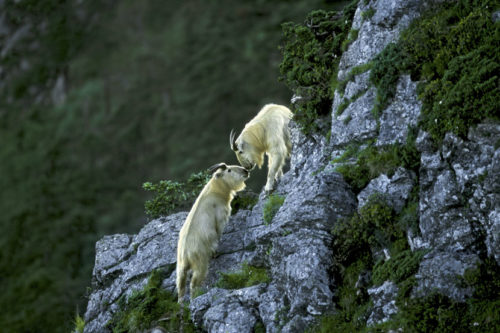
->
230 103 293 192
176 163 249 303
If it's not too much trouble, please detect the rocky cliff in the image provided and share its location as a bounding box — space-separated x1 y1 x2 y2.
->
84 0 499 332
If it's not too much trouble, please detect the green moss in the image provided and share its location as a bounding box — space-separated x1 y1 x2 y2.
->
337 62 373 95
106 270 198 333
331 143 362 164
72 314 85 333
254 319 266 333
335 88 368 117
215 262 270 289
334 139 419 193
361 7 375 20
263 194 286 225
369 42 410 118
279 1 359 135
336 99 351 116
341 29 359 52
275 304 291 329
143 171 211 219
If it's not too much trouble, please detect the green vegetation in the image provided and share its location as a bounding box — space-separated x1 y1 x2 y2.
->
309 195 420 332
341 29 359 52
143 171 211 219
391 257 500 332
334 135 420 193
361 7 375 20
231 191 259 215
73 314 85 333
144 174 258 218
315 193 500 332
254 319 266 333
335 88 368 116
370 0 500 141
216 262 270 289
372 249 427 285
106 270 198 333
332 195 405 266
263 194 286 224
370 42 410 118
337 62 373 96
279 1 359 134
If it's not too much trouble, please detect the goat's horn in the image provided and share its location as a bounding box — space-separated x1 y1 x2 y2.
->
208 163 227 174
229 129 238 151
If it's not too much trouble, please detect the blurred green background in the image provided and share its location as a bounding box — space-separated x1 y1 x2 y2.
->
0 0 349 331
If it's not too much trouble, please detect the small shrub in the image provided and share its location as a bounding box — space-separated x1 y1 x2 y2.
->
143 171 211 218
279 1 359 134
263 194 285 224
106 270 198 333
231 190 259 214
397 185 420 234
215 262 270 289
332 195 400 266
372 249 427 286
254 319 266 333
73 314 85 333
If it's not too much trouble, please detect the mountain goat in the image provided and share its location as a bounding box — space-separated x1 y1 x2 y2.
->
176 163 249 303
230 103 293 192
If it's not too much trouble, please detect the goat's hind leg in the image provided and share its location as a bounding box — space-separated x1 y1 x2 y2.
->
190 262 208 300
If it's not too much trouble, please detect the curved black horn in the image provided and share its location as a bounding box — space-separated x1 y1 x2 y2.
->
229 129 238 151
208 163 227 174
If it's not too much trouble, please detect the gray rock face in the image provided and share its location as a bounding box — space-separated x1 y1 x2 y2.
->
418 124 500 258
84 213 187 332
413 250 478 301
415 122 500 300
367 281 399 325
357 167 416 213
337 0 423 82
377 75 421 145
84 120 357 333
330 87 378 147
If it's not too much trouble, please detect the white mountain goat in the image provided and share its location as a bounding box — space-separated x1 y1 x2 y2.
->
230 103 293 192
176 163 249 302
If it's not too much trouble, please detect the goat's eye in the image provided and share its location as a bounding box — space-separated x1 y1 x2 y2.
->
228 169 231 173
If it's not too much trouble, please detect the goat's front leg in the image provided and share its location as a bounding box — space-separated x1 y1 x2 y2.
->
265 153 285 193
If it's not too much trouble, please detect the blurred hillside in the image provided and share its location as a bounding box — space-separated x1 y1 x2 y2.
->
0 0 349 332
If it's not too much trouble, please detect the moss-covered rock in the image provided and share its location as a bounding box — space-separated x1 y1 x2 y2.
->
106 270 198 333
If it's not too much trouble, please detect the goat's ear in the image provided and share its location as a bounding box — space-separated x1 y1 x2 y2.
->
215 171 223 178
